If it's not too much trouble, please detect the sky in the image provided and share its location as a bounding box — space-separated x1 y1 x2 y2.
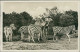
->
3 2 78 19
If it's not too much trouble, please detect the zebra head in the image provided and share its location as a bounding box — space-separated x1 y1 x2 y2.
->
69 25 76 34
10 24 16 30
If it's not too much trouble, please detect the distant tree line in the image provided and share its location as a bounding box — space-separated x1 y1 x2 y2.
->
3 11 35 29
3 7 78 30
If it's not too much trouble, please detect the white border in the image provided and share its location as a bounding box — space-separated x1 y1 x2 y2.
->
0 1 1 51
78 1 80 52
1 1 80 2
0 1 79 52
1 2 3 50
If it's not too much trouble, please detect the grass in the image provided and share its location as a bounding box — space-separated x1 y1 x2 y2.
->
3 38 78 50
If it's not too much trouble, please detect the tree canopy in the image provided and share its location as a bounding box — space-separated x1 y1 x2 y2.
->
3 7 78 30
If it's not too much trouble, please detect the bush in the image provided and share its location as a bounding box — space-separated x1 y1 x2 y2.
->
12 35 21 41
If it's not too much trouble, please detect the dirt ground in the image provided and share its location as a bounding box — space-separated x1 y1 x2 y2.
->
3 38 78 50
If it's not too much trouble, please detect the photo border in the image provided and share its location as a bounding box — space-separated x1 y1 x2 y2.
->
0 1 79 52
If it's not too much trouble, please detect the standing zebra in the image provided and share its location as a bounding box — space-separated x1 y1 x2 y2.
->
18 25 42 42
42 18 52 39
18 18 44 42
34 18 52 40
28 24 42 42
18 26 29 40
52 25 75 42
4 24 16 42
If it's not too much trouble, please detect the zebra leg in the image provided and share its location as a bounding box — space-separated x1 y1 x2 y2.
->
66 34 70 43
28 35 31 42
32 36 35 43
4 32 8 42
8 33 12 42
45 29 47 39
21 32 24 40
42 29 46 41
40 31 42 40
9 34 10 41
6 32 9 42
10 33 12 41
9 33 12 42
31 33 35 43
55 36 58 42
42 28 44 37
53 33 56 42
6 35 8 42
38 33 40 42
42 28 44 35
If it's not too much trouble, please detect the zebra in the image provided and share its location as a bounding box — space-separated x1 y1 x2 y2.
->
42 18 52 39
18 25 42 42
18 18 51 42
18 18 44 42
28 24 42 42
4 24 16 42
18 26 29 40
34 18 52 40
52 25 75 42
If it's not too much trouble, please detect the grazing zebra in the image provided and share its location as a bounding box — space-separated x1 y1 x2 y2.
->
18 26 29 40
52 25 75 42
4 24 16 42
28 24 42 42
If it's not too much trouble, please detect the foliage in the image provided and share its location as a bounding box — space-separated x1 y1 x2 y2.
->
65 10 78 29
41 7 78 29
59 14 74 26
3 11 33 28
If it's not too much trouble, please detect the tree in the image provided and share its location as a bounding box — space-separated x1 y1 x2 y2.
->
65 10 78 29
20 11 33 26
45 7 62 26
3 11 33 28
59 14 74 27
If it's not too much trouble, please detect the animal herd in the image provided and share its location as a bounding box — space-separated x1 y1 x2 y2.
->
3 18 76 43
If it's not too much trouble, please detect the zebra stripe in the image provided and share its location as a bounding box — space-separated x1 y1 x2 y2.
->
28 24 42 42
18 26 28 40
4 24 16 42
52 25 75 42
18 26 28 33
53 25 75 34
